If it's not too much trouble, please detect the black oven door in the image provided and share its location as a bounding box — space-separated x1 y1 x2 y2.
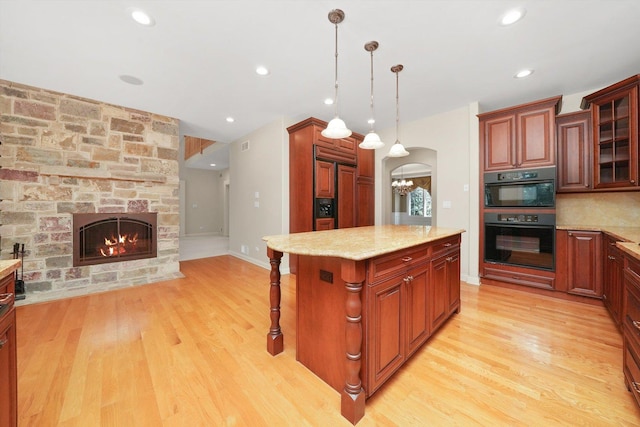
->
484 219 555 271
484 181 555 208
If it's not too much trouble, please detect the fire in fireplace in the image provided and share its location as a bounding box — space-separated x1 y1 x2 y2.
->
73 213 158 267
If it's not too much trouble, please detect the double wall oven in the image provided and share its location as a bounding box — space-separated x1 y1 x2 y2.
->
483 167 556 271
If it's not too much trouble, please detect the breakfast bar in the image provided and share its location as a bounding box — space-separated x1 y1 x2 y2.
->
263 225 464 424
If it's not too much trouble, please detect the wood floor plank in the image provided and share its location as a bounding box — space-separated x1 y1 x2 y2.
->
16 255 640 426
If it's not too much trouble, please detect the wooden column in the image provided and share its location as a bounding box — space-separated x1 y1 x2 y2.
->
266 248 283 355
340 259 366 424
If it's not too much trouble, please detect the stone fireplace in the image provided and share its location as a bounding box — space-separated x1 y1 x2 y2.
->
0 79 182 304
73 213 158 267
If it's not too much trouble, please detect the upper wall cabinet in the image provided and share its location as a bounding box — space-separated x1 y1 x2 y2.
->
556 110 592 192
479 96 562 172
581 75 640 190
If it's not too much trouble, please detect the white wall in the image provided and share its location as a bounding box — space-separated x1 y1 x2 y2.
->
374 103 480 285
182 167 225 235
229 117 291 270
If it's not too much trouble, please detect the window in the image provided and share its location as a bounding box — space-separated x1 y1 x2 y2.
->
408 187 432 217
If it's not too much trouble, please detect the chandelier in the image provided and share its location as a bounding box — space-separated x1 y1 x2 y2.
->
392 166 413 195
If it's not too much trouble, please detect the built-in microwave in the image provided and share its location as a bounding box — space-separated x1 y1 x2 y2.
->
484 167 556 208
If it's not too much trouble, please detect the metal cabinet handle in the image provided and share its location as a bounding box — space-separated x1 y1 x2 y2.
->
631 179 636 184
403 275 414 284
0 293 12 304
633 382 640 393
633 320 640 331
446 257 453 262
443 243 452 247
402 256 413 263
0 338 7 349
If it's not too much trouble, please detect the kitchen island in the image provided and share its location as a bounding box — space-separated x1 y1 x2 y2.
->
263 225 464 424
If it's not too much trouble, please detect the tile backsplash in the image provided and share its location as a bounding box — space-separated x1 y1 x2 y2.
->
556 192 640 227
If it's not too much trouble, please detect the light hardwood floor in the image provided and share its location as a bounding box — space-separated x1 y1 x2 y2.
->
16 256 640 426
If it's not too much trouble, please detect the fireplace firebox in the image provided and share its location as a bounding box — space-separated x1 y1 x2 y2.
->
73 213 158 267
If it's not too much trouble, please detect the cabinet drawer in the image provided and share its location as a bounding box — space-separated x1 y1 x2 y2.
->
624 268 640 347
627 256 640 279
483 266 555 289
368 244 429 283
431 236 460 258
624 343 640 407
0 274 14 297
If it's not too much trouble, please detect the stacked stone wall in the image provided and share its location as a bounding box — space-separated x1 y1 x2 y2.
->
0 79 182 303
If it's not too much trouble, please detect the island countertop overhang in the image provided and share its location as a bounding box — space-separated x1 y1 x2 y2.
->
263 225 465 261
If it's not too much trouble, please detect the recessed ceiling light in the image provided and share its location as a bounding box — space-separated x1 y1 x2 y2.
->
210 163 216 167
119 74 144 85
500 8 526 26
256 66 270 76
226 117 235 123
130 8 155 26
514 69 534 78
324 98 334 105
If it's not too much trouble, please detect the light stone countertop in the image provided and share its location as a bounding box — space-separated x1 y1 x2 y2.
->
0 260 21 279
263 225 465 261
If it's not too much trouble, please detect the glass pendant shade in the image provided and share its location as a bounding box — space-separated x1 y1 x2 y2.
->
388 141 410 157
323 9 351 139
322 117 352 139
360 40 383 149
359 131 384 149
387 64 409 158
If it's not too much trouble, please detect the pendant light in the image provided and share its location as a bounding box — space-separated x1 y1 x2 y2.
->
359 41 384 149
387 64 410 157
321 9 352 139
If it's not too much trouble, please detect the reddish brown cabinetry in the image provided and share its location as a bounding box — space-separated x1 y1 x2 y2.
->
479 96 561 171
288 118 374 272
581 75 640 190
565 230 602 298
603 235 624 327
0 271 17 427
623 255 640 408
556 110 592 192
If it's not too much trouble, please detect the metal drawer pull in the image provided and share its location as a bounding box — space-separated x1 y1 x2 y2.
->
0 338 7 349
0 293 12 304
633 382 640 393
444 243 452 247
633 320 640 331
402 257 412 263
403 275 414 283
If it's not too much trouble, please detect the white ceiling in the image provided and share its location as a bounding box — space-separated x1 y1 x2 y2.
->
2 1 640 170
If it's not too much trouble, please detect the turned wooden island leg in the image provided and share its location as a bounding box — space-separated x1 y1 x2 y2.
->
341 259 366 424
267 248 283 355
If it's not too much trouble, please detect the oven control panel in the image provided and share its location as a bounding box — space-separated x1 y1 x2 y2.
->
498 213 539 223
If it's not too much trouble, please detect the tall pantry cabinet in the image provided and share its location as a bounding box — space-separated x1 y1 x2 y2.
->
287 117 375 272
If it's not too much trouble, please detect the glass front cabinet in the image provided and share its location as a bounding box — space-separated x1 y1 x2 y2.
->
582 75 640 190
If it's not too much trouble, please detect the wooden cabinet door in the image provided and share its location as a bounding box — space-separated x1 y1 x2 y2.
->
567 231 603 298
0 309 17 427
447 251 461 315
356 180 374 227
591 86 639 189
482 114 516 171
517 106 556 169
556 111 592 192
405 264 430 357
603 236 623 326
337 165 356 228
430 254 449 332
368 276 405 394
315 218 335 231
315 160 335 198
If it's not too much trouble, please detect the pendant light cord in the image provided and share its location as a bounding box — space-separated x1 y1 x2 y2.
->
369 49 375 131
333 21 339 118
